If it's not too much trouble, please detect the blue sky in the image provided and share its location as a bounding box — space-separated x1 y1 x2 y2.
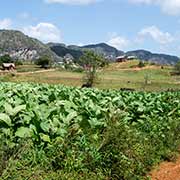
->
1 0 180 56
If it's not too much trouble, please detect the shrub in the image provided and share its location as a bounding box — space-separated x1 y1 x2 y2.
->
174 60 180 75
0 54 13 65
138 61 146 68
35 56 52 68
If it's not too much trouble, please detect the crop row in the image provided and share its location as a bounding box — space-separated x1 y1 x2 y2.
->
0 82 180 179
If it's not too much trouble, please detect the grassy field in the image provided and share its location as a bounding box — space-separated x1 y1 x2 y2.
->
1 61 180 91
99 62 180 91
15 64 42 72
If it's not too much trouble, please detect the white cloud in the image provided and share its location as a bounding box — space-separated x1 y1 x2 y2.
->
107 33 129 50
77 43 85 46
23 22 62 43
138 26 174 44
130 0 180 15
44 0 101 5
0 18 12 29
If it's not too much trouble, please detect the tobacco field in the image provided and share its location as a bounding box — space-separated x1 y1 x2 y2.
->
0 82 180 179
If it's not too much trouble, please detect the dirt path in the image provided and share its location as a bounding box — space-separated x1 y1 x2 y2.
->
150 157 180 180
17 69 56 75
0 69 56 75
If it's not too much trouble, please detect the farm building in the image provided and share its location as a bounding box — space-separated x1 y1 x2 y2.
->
2 63 15 71
116 55 127 62
127 56 137 60
116 55 137 62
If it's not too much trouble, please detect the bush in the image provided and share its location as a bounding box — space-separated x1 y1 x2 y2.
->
72 67 84 73
174 60 180 75
138 61 146 68
35 56 52 68
0 54 13 65
15 60 23 66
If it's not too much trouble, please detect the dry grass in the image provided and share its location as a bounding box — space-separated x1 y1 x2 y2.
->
1 61 180 91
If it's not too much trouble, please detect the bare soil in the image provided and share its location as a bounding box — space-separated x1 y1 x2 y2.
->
150 157 180 180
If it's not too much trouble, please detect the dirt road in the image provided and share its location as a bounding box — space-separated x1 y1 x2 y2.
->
17 69 56 75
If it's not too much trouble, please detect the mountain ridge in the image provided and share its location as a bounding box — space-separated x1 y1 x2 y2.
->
126 49 179 65
0 29 179 65
0 29 61 61
48 42 179 65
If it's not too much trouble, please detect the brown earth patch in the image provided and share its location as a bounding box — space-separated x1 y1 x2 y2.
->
150 157 180 180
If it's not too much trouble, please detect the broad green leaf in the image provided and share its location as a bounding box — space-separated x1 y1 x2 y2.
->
13 105 26 116
64 111 77 124
4 103 14 116
56 128 67 137
52 118 60 127
40 122 50 133
4 104 26 116
2 128 11 136
88 118 105 128
40 133 51 143
15 127 31 138
64 101 77 112
0 113 11 126
29 124 37 133
8 142 16 149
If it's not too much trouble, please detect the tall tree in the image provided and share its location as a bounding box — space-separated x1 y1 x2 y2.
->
80 51 107 87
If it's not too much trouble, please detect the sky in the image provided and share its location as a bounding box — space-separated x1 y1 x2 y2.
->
1 0 180 56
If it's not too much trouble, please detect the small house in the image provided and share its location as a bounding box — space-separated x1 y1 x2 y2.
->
2 63 15 71
127 56 137 60
116 55 127 63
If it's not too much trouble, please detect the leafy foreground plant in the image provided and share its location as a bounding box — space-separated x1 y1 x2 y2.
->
0 82 180 180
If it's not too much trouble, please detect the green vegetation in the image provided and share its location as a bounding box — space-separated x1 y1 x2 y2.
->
35 56 52 69
80 51 107 87
138 61 146 68
15 64 42 73
0 54 13 65
174 60 180 75
99 62 180 91
0 82 180 179
14 60 23 66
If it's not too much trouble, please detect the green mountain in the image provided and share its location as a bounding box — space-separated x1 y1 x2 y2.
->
80 43 124 60
126 50 179 65
48 42 124 61
0 29 179 65
47 43 83 62
48 43 179 65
